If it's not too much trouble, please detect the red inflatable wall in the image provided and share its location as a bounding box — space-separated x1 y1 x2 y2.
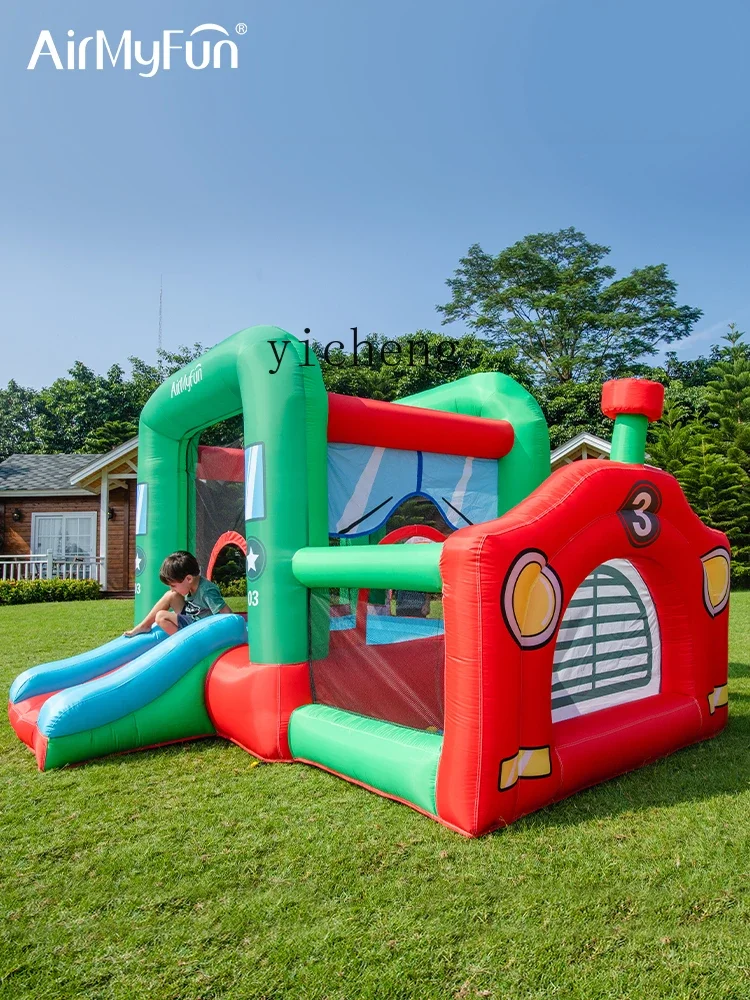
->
436 460 730 836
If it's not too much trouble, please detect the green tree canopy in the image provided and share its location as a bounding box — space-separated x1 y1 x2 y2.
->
0 345 208 461
536 382 611 450
704 324 750 469
677 436 750 587
34 362 135 454
315 331 531 401
438 228 702 384
82 420 140 454
0 380 39 459
661 349 719 387
643 325 750 585
646 396 699 477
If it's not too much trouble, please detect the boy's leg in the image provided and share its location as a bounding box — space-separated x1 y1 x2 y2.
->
155 610 180 635
124 589 184 637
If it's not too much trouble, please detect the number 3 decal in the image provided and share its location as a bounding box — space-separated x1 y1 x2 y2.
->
618 481 662 548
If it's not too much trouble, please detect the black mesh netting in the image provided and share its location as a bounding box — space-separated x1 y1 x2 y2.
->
308 584 445 731
195 445 245 579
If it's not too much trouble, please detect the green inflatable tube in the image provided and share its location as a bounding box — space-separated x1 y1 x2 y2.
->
293 543 443 591
610 413 648 464
288 704 443 815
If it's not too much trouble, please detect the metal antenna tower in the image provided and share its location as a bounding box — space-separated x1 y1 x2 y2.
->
158 275 163 354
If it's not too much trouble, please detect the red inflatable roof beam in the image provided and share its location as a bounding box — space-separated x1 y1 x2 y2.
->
601 379 665 423
327 393 514 458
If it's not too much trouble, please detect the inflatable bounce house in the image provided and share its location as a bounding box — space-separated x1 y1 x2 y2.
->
8 326 731 836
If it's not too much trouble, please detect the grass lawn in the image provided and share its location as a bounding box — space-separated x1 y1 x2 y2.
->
1 596 749 1000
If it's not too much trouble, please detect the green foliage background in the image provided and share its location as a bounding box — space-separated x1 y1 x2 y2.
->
2 230 748 584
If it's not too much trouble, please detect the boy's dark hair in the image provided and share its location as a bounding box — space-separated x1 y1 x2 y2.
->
160 550 200 585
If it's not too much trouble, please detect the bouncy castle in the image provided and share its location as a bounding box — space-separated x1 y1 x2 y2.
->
8 326 731 836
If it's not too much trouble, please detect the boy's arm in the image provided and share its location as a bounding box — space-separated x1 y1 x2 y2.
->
170 591 186 614
124 590 184 636
204 580 232 616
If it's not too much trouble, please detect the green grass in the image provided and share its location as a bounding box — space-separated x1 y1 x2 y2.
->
1 597 750 1000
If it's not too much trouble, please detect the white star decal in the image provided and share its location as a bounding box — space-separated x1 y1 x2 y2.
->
246 547 259 572
135 553 142 571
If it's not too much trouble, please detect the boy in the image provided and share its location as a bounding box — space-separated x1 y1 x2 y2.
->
124 550 232 637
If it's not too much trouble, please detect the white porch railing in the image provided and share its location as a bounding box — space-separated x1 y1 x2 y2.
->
0 553 105 586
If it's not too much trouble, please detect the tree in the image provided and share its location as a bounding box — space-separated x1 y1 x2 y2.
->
646 396 699 477
0 380 39 461
438 228 702 384
32 362 132 453
82 420 139 454
211 544 245 585
677 435 750 586
0 343 218 459
704 324 750 469
661 349 718 387
536 382 611 450
316 330 531 402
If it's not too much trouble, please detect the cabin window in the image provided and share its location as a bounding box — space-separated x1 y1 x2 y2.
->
31 512 97 560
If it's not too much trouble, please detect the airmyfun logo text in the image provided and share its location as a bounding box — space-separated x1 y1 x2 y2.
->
27 23 246 78
170 363 204 397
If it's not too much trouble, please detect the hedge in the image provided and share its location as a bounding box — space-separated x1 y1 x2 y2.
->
218 579 246 598
0 579 102 605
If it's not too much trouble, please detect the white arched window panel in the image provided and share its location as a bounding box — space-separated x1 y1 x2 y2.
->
420 452 498 529
552 559 661 723
328 443 499 537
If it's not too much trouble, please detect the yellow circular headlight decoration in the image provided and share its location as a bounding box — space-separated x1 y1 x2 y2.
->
502 550 563 649
701 547 730 617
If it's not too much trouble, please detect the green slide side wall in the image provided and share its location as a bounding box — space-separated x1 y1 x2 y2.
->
134 326 328 666
288 704 443 815
43 650 222 770
397 372 550 514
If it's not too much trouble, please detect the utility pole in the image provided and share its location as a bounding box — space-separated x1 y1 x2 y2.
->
158 274 163 354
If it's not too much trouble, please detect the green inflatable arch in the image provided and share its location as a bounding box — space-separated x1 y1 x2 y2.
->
135 325 328 665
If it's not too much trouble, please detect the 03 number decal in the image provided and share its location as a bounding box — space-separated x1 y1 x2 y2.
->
248 590 260 606
617 481 662 548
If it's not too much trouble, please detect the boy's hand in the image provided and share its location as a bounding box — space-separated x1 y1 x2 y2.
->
123 623 150 637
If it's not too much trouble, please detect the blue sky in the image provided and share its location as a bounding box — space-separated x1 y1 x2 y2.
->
2 0 749 387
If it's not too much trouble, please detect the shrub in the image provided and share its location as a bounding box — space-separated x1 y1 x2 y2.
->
0 579 102 605
211 544 245 587
218 578 246 598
